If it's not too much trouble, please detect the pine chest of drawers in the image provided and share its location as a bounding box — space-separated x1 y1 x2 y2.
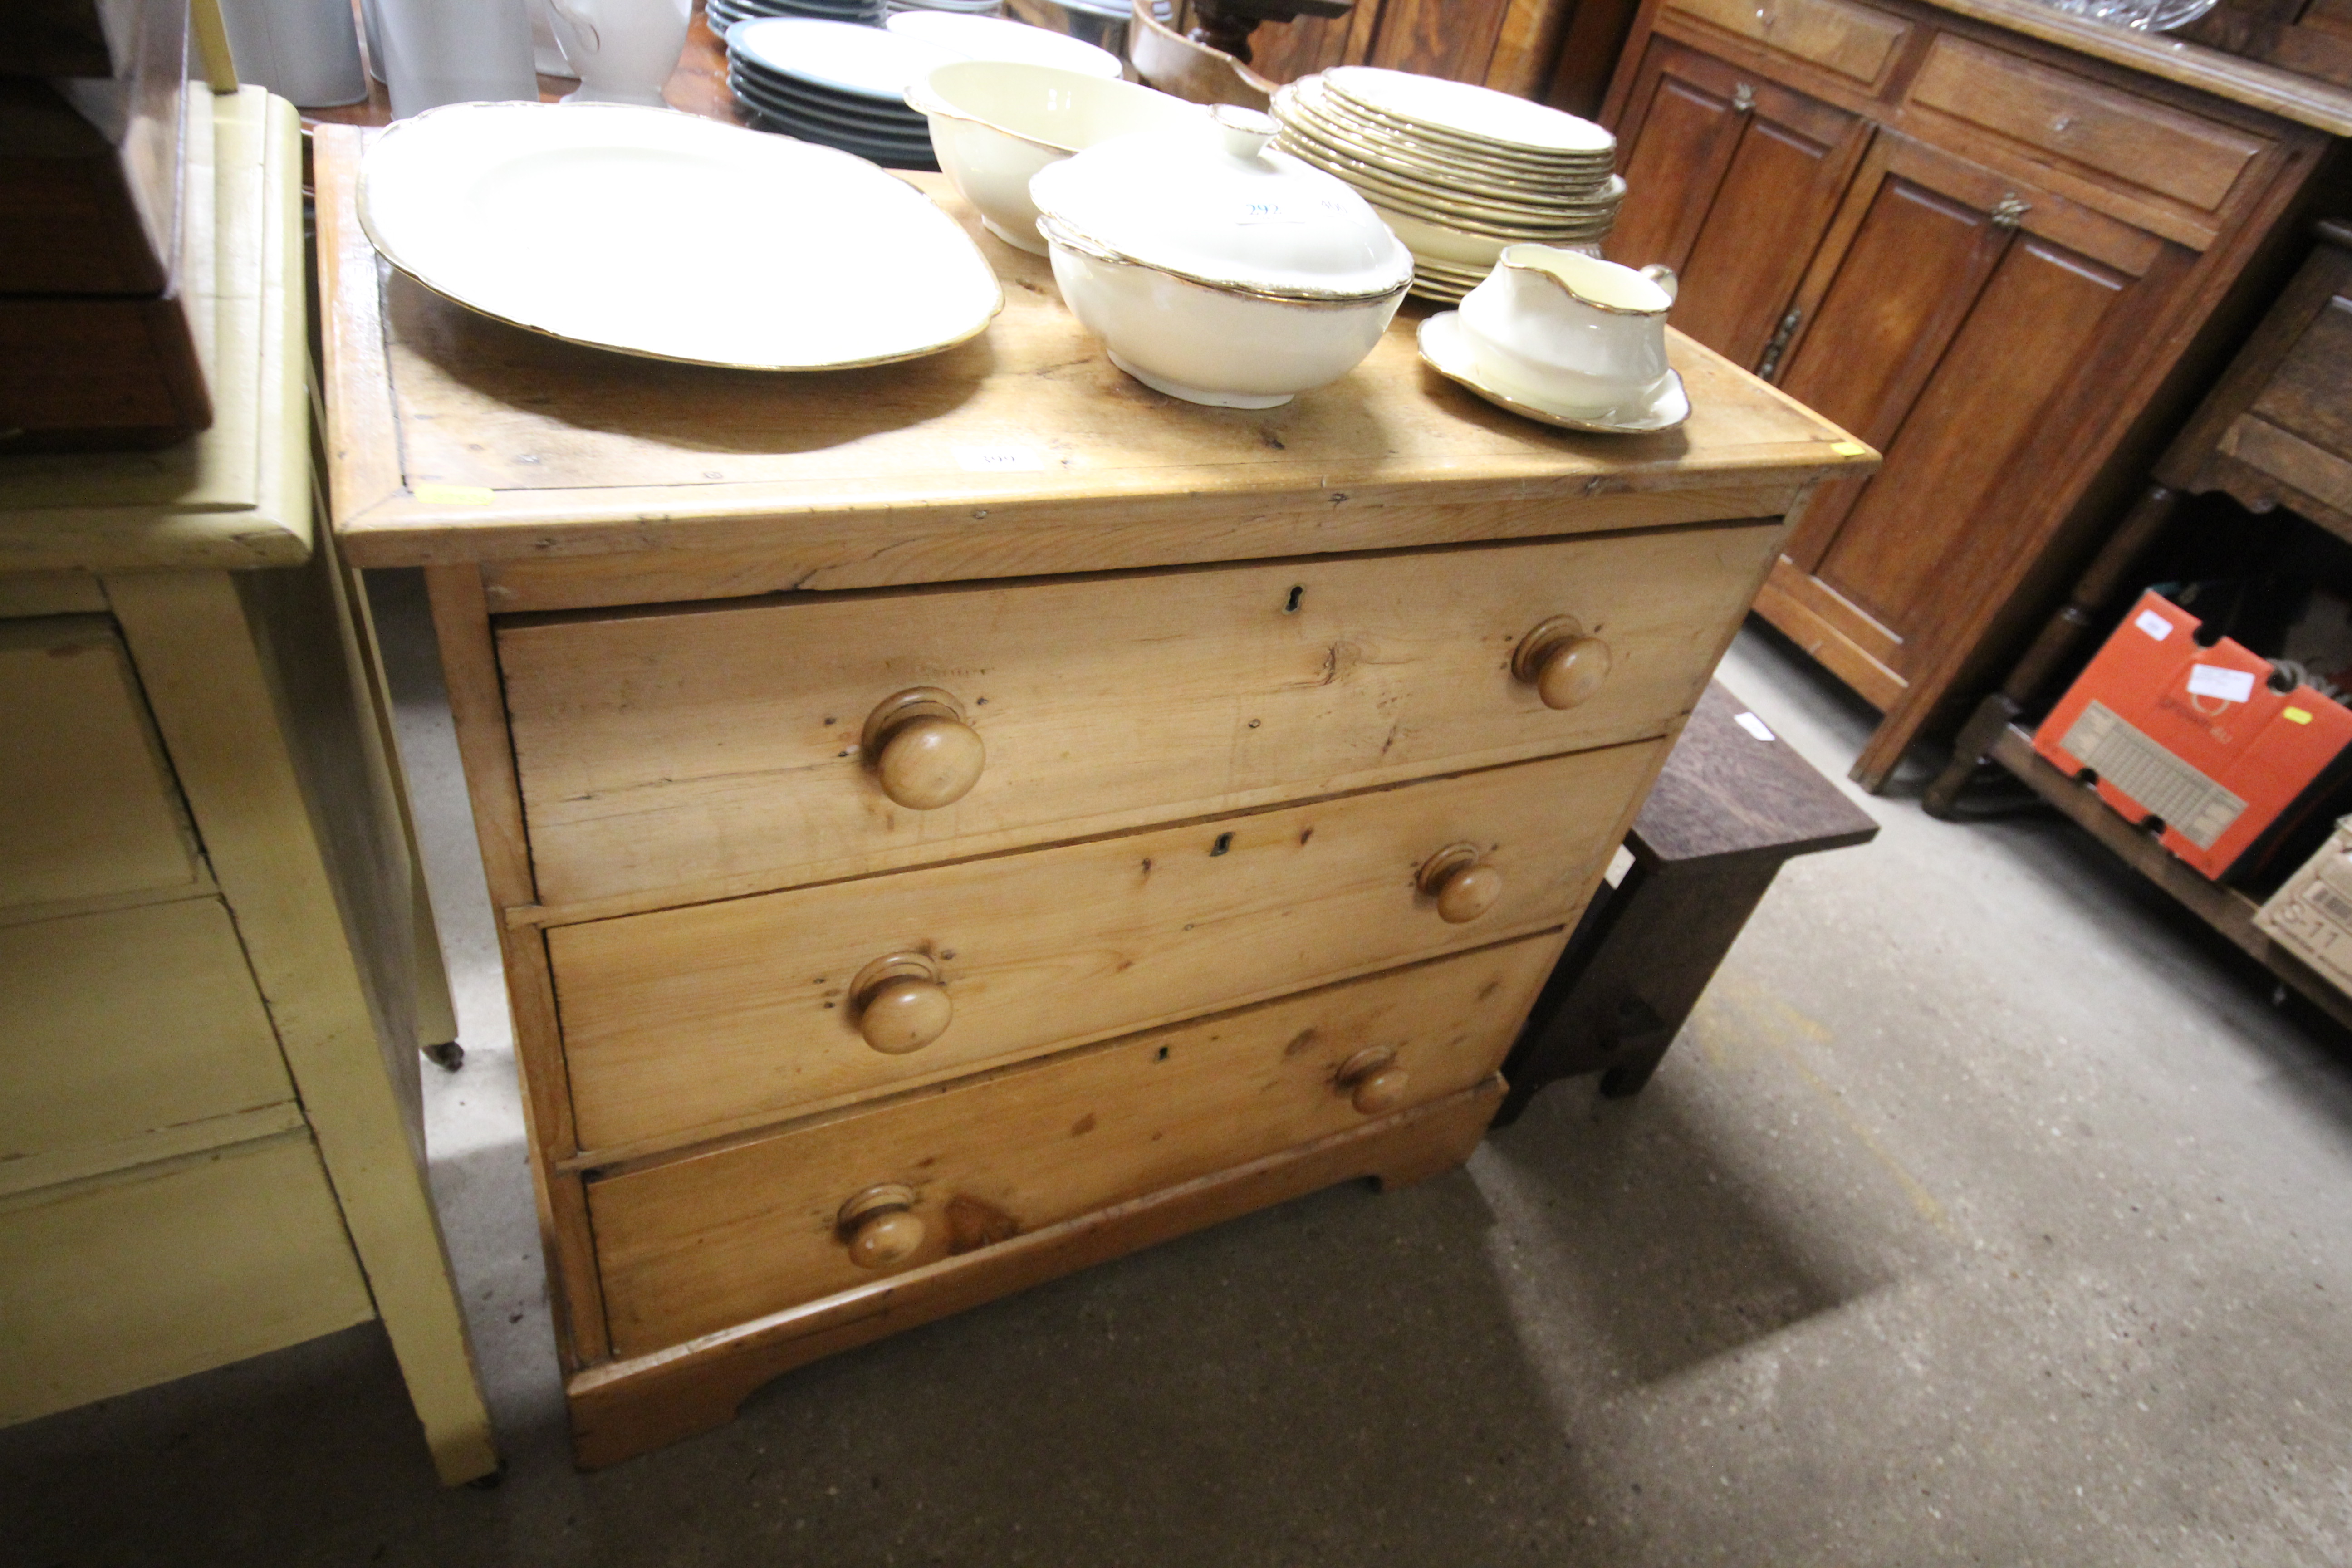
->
313 127 1873 1467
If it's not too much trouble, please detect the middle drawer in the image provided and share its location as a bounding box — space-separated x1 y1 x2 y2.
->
499 524 1775 913
550 742 1659 1156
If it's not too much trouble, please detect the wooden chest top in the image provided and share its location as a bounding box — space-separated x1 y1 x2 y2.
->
310 127 1872 586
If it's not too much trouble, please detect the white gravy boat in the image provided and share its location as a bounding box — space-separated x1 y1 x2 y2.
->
1456 245 1678 421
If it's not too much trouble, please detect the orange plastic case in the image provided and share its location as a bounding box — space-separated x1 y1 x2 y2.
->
2034 590 2352 880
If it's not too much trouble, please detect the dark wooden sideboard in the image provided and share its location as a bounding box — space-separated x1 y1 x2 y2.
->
1596 0 2351 788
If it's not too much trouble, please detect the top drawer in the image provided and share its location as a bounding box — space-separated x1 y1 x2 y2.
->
1662 0 1912 88
1904 36 2265 220
0 617 201 912
499 525 1778 914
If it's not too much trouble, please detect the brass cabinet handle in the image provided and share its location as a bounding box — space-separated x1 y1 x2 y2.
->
1990 193 2031 230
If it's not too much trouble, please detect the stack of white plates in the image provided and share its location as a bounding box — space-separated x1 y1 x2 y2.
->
728 16 948 168
709 0 887 39
884 0 1004 14
1272 66 1622 304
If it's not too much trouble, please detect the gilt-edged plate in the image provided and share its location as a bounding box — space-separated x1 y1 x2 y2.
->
1417 311 1689 435
357 102 1000 370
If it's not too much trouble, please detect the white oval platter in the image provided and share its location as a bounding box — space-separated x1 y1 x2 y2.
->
357 101 1002 371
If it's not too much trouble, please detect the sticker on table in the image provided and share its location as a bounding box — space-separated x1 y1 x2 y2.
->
953 446 1046 473
2186 664 2256 704
2135 608 2173 641
1734 711 1776 742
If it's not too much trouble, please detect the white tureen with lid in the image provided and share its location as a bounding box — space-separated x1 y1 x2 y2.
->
1028 105 1415 407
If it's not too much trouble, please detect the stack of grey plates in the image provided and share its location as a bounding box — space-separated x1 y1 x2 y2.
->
1272 66 1622 303
883 0 1004 15
727 16 946 169
709 0 887 41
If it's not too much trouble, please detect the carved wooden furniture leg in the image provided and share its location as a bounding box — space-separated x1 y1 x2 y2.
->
1922 483 2185 818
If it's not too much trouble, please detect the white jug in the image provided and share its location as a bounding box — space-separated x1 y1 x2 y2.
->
1456 245 1678 420
545 0 692 107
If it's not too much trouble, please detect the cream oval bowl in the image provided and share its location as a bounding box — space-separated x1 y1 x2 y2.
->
1038 221 1406 408
906 62 1206 254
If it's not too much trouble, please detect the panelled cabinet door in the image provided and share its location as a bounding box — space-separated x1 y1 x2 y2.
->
1766 130 2185 704
1606 38 1871 373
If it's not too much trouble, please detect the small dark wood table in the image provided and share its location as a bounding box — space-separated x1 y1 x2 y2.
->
1497 681 1878 1122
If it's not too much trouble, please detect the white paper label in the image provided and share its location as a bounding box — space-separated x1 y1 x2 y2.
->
1734 711 1776 742
953 446 1045 473
2135 608 2173 641
2186 664 2257 704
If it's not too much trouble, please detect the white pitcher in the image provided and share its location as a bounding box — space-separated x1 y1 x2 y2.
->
545 0 692 107
1456 245 1678 419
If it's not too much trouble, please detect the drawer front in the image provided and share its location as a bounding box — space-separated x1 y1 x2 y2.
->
0 1134 374 1424
553 742 1659 1155
1663 0 1911 87
1905 37 2264 217
589 938 1557 1357
500 526 1775 913
0 898 295 1177
0 616 201 911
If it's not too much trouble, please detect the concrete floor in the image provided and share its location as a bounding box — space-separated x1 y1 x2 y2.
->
9 580 2352 1566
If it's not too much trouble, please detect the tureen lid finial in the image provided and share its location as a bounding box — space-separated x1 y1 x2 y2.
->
1210 104 1278 160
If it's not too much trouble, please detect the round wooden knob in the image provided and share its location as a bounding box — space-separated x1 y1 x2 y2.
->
839 1184 924 1270
1338 1047 1410 1115
1513 618 1613 710
1418 844 1502 923
852 954 951 1055
863 688 985 810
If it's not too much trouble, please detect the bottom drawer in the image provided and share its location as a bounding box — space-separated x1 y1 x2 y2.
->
0 1132 375 1424
589 936 1559 1357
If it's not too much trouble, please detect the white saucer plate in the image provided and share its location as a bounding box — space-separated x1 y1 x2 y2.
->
1416 311 1690 434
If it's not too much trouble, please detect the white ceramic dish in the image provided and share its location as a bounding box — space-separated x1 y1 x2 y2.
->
1287 78 1611 178
1418 311 1689 433
1457 245 1676 416
907 60 1204 253
732 67 931 134
730 16 951 100
358 101 1000 368
1373 202 1607 268
1029 107 1412 407
1277 133 1609 228
1322 66 1613 158
885 10 1122 76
